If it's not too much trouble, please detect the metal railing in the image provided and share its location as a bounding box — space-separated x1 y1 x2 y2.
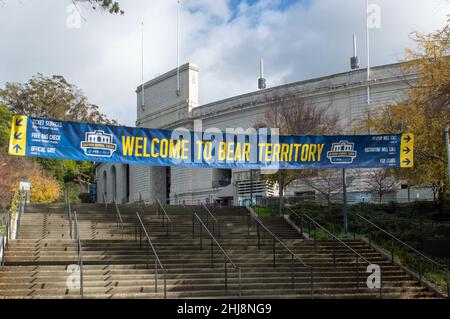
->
287 207 383 297
0 188 24 266
135 212 168 298
214 199 223 208
156 199 173 236
73 210 84 298
13 190 26 239
65 190 74 239
113 198 124 237
192 212 241 296
200 203 220 238
245 206 313 297
351 212 449 298
0 215 10 267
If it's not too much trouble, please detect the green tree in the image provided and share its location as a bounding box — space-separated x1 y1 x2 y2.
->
82 0 124 14
367 20 450 207
0 104 11 149
0 74 115 188
0 74 115 125
4 1 123 14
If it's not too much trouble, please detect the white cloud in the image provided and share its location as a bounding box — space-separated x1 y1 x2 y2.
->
0 0 448 125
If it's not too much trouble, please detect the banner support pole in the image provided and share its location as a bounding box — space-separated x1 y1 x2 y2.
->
445 125 450 186
342 168 348 234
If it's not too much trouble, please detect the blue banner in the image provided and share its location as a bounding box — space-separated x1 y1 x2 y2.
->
8 116 414 169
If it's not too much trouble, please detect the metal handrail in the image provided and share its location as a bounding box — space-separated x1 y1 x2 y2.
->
65 190 74 240
0 216 10 267
193 213 241 296
113 198 124 237
14 190 26 239
201 203 220 238
73 210 84 298
287 207 381 296
135 212 168 299
351 212 449 297
214 199 223 208
245 206 313 296
139 192 148 211
156 199 173 236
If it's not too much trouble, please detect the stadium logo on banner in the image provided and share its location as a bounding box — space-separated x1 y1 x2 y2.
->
327 141 357 164
80 130 117 157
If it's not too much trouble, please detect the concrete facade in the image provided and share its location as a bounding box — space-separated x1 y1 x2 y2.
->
95 61 423 205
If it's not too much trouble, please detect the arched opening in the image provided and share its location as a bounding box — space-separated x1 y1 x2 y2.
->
111 166 117 202
102 171 107 203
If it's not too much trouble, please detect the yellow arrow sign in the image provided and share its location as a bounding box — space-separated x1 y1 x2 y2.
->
400 133 414 168
8 115 28 157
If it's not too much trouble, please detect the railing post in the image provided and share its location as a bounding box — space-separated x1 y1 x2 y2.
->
446 268 449 299
210 238 214 268
146 240 149 269
313 224 316 251
356 255 359 289
200 223 203 250
310 267 314 298
139 228 142 249
218 222 221 239
379 269 383 298
238 268 242 297
333 240 336 266
300 215 303 237
80 259 84 298
390 238 394 265
192 213 195 239
164 271 167 299
272 238 276 267
154 259 158 293
308 219 311 238
419 264 422 284
291 254 294 289
224 260 228 290
257 224 260 250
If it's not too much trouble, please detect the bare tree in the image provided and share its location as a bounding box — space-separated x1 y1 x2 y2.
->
256 92 341 207
366 169 398 203
301 169 359 211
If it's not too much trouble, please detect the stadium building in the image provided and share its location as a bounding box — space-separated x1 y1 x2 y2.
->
94 61 432 205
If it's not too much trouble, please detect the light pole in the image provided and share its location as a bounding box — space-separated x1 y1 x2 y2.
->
445 124 450 185
342 168 348 234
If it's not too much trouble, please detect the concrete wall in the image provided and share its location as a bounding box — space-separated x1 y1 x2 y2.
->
95 163 129 204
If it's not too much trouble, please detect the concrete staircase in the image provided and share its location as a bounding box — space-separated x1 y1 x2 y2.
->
0 203 439 299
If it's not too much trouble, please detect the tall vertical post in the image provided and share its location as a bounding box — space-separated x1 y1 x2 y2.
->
250 169 253 206
141 21 145 110
176 0 181 96
445 125 450 185
366 0 371 134
278 170 283 216
342 168 348 233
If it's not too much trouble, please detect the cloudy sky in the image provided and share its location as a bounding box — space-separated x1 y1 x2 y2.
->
0 0 448 125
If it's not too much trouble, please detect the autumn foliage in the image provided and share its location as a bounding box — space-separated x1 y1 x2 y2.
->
367 20 450 204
